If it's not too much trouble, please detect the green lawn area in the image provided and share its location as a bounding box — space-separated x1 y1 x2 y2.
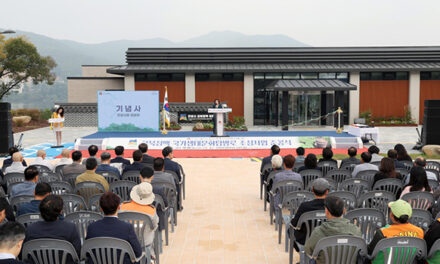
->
329 153 440 161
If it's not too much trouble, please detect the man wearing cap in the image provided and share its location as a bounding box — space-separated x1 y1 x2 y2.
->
305 196 361 264
290 178 330 248
368 199 424 264
96 152 121 179
120 181 158 247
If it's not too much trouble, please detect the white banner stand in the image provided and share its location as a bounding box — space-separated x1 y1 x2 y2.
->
208 108 232 137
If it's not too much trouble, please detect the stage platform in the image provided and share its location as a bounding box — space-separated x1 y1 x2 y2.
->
74 130 363 158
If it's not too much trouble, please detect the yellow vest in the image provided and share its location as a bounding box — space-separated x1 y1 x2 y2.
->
50 112 63 129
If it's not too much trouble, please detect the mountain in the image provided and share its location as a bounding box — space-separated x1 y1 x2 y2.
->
2 30 308 108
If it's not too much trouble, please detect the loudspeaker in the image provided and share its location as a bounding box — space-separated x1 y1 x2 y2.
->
0 102 13 155
422 100 440 145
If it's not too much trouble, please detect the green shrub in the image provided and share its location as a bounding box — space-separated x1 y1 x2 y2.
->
40 109 52 120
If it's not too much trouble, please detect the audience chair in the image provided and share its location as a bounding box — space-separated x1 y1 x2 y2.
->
317 161 338 177
429 179 440 192
344 208 385 244
88 193 102 212
369 237 427 264
401 191 435 210
154 194 170 248
263 170 279 211
292 162 304 173
96 171 119 184
10 195 34 212
74 181 105 208
3 172 25 187
339 162 359 173
122 170 141 184
289 210 326 264
427 239 440 263
409 209 433 231
0 187 5 197
426 161 440 172
372 178 403 197
49 181 74 195
327 191 357 210
63 173 81 188
39 171 62 183
357 191 395 222
22 238 79 264
427 169 440 181
178 164 186 200
60 194 87 216
65 211 103 245
396 167 409 181
164 170 183 208
154 182 177 232
7 182 24 196
81 237 145 264
324 169 352 187
33 164 52 173
400 160 414 172
16 213 42 228
309 235 367 264
269 180 303 226
306 178 337 192
371 161 381 167
277 191 315 252
54 164 66 177
110 180 136 202
260 163 273 199
354 170 377 189
340 178 370 197
299 169 322 190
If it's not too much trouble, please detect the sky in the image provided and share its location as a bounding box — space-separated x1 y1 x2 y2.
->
1 0 439 46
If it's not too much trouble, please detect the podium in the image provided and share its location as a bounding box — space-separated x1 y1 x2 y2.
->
208 108 232 137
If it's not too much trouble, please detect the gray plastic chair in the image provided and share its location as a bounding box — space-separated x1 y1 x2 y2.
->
0 187 5 197
401 191 435 210
410 209 433 231
88 193 102 212
118 211 157 264
371 161 381 167
33 164 52 173
396 167 409 180
10 195 34 212
97 171 119 184
264 170 279 211
74 181 105 208
300 169 322 190
269 179 303 226
260 163 273 199
55 164 66 177
372 178 403 197
164 170 183 209
324 169 352 185
153 182 177 232
293 162 304 173
317 161 338 177
345 208 385 244
63 173 80 187
429 179 439 192
306 178 337 192
400 160 414 172
309 235 367 264
354 170 377 189
426 160 440 172
427 239 440 262
3 172 24 187
357 191 396 222
81 237 144 264
327 191 357 210
369 237 427 264
16 213 42 227
65 211 103 245
289 210 326 264
23 238 79 264
109 180 136 202
122 170 141 183
340 162 360 172
39 171 62 183
154 194 169 248
49 181 74 195
178 164 186 200
340 178 370 196
60 194 87 216
427 169 440 181
278 191 315 252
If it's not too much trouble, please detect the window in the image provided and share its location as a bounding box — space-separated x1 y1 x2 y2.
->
283 73 300 79
371 72 383 80
254 73 265 79
421 72 431 80
360 72 371 80
336 72 349 80
301 73 318 79
396 72 409 80
135 73 184 82
265 73 282 79
319 73 336 79
195 73 244 81
383 72 396 80
432 72 440 80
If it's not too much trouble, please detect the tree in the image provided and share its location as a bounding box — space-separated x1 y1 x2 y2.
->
0 35 56 100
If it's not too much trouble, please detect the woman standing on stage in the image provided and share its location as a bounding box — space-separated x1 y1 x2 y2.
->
212 98 223 134
50 106 64 146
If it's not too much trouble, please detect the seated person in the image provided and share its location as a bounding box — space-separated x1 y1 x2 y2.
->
400 166 433 198
86 192 143 264
1 147 27 172
30 149 54 171
352 152 378 177
10 166 39 199
368 145 383 163
17 182 52 216
0 198 15 225
387 149 405 169
340 147 361 168
265 155 283 195
139 143 155 165
394 144 413 162
110 146 130 166
297 154 321 173
75 158 109 192
152 158 176 188
123 150 146 174
96 152 121 179
425 216 440 263
411 157 438 182
82 145 101 165
120 182 159 248
24 195 81 263
272 155 302 211
305 196 361 264
62 151 86 175
373 157 402 187
0 222 27 264
55 149 72 167
162 146 182 181
368 200 424 264
291 178 329 248
295 147 305 163
318 147 337 164
4 152 26 174
260 145 280 172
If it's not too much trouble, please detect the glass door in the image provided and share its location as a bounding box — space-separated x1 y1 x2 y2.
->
264 91 279 126
290 92 321 126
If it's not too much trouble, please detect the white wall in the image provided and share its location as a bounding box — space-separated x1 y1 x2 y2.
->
349 72 360 124
124 74 135 91
243 72 254 126
409 71 421 124
68 78 124 103
185 73 195 102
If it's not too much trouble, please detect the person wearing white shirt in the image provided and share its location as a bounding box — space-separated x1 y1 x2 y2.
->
404 157 439 184
30 149 54 171
4 153 26 174
368 145 383 163
352 152 379 177
55 149 72 168
0 222 27 264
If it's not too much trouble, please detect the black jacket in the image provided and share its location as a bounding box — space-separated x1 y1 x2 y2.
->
291 198 325 245
122 162 146 174
110 157 130 166
141 154 155 165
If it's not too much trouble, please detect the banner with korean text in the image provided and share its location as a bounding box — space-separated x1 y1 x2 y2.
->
97 91 159 132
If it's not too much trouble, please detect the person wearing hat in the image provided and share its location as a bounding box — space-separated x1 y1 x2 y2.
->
290 178 330 249
368 199 424 264
120 181 158 248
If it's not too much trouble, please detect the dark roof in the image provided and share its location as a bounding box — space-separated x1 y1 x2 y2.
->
107 61 440 74
67 77 123 80
264 79 357 91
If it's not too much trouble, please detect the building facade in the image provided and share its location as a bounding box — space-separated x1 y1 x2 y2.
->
67 47 440 127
